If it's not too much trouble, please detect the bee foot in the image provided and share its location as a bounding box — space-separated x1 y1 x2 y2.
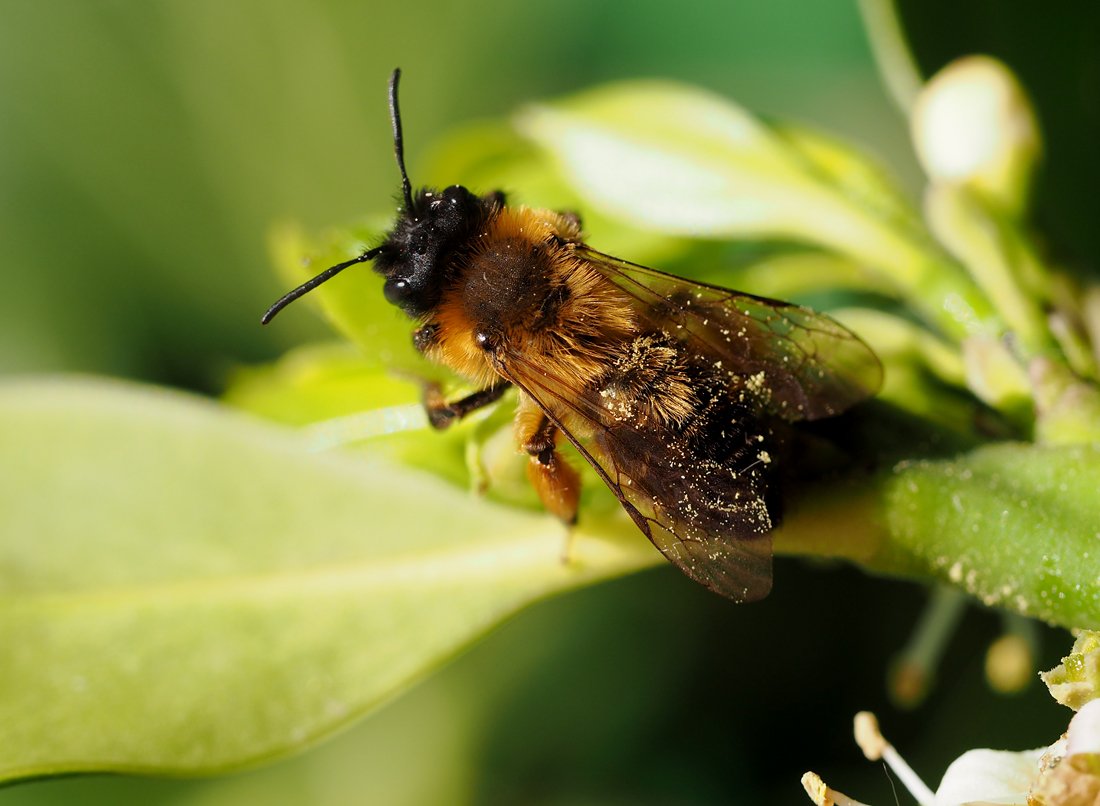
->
559 526 577 566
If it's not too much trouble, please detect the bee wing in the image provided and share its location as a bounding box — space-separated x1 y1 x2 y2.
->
574 245 882 422
495 350 774 603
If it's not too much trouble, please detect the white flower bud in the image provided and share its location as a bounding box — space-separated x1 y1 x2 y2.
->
912 56 1040 218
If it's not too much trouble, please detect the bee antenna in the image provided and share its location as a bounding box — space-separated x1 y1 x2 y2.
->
389 68 416 215
260 246 384 324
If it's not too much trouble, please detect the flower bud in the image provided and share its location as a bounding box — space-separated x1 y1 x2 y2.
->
912 56 1040 219
1041 631 1100 711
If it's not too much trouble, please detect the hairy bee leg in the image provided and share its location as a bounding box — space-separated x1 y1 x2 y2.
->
517 405 581 539
423 380 511 430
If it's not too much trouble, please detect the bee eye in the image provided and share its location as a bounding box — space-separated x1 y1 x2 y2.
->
442 185 470 205
382 273 434 318
383 277 411 306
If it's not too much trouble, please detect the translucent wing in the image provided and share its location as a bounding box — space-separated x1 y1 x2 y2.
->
495 349 775 603
575 245 882 422
490 248 879 602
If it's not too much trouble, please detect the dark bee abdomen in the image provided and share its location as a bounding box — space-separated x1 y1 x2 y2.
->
592 333 773 461
683 361 774 468
591 333 695 428
589 333 778 537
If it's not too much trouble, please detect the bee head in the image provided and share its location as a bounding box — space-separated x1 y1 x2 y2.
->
374 184 501 317
261 69 501 325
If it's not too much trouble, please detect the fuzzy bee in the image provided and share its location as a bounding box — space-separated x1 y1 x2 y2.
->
263 70 882 602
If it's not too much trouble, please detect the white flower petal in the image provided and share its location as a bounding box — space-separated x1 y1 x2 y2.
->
1067 699 1100 758
933 747 1043 805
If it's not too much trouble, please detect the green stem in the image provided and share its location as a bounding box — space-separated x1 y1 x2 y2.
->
890 587 968 707
775 441 1100 633
857 0 924 116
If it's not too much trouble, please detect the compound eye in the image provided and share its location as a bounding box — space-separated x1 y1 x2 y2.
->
383 277 411 307
442 185 470 205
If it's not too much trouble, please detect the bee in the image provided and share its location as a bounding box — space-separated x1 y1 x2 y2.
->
262 69 882 602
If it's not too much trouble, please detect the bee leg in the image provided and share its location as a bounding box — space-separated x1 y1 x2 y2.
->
559 526 577 566
423 380 511 430
517 408 581 561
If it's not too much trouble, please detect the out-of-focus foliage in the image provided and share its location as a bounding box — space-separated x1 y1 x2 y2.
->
0 378 655 782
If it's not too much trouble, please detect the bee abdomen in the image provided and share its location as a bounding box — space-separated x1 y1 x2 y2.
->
592 333 697 428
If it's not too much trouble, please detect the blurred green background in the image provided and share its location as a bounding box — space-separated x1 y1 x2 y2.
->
1 1 1094 803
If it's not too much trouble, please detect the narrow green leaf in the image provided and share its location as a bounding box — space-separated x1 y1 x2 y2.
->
925 184 1053 357
0 378 654 783
771 121 923 236
704 250 900 302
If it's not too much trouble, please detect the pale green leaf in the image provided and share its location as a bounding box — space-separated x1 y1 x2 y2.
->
771 121 923 236
421 119 694 264
519 81 868 240
518 80 998 341
0 378 655 783
223 341 421 425
266 219 417 367
223 343 539 508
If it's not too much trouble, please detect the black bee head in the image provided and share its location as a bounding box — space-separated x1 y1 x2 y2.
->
373 184 501 318
260 70 504 326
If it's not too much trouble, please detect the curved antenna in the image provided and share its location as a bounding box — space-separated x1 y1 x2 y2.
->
260 69 413 323
262 71 412 325
389 68 415 214
260 246 384 324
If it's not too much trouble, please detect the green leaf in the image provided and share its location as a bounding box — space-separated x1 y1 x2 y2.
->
880 442 1100 629
223 341 421 426
266 219 416 367
421 119 694 265
699 250 901 303
0 377 655 783
223 343 541 509
770 121 923 237
518 80 998 341
925 184 1053 357
519 81 870 240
